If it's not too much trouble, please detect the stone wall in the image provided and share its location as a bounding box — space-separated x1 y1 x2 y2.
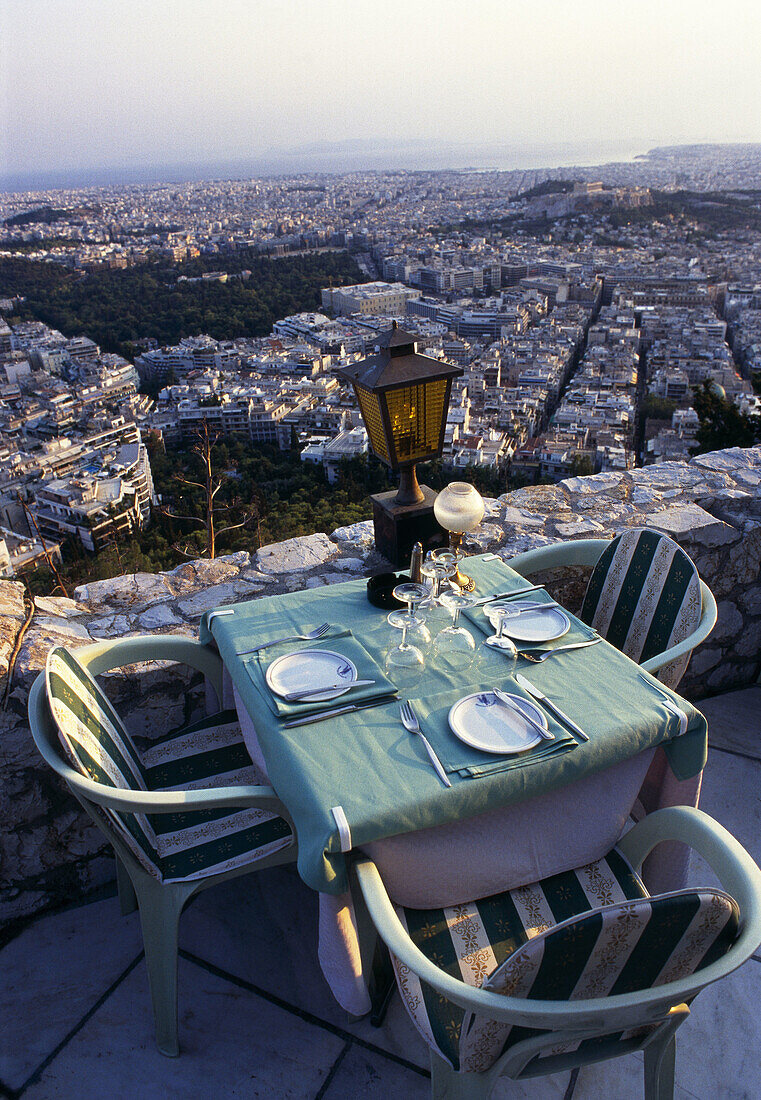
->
1 445 759 935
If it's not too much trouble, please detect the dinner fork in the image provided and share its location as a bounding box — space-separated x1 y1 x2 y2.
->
236 622 331 656
399 702 451 787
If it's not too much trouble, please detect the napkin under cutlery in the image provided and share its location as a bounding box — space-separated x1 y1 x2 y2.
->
244 632 397 719
407 686 577 780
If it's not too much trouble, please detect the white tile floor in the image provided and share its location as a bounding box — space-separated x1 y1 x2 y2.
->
2 688 760 1100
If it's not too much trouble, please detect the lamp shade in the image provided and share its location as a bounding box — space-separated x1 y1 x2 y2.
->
434 482 485 533
337 323 463 470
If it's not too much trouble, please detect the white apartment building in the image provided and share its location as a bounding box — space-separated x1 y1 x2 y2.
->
321 282 420 317
300 427 368 483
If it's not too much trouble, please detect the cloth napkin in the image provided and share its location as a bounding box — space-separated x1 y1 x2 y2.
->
409 685 578 780
243 632 397 718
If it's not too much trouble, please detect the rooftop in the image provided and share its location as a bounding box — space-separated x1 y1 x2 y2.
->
2 687 759 1100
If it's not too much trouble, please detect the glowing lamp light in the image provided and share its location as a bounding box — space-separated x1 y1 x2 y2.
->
433 482 485 591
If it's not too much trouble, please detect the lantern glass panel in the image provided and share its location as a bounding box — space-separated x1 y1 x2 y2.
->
385 379 448 464
356 386 390 462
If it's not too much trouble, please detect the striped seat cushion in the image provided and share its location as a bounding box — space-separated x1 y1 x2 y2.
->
390 849 646 1071
580 528 702 687
140 710 293 882
46 647 292 883
391 849 739 1075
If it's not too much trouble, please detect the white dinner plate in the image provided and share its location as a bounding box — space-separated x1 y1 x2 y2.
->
266 649 357 702
448 691 548 754
485 600 571 643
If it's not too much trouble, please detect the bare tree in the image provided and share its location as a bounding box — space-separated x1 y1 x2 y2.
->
160 422 257 560
17 494 70 598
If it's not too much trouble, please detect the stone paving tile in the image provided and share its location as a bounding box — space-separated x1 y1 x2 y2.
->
697 747 761 869
320 1044 430 1099
180 865 430 1068
700 688 761 761
180 865 340 1023
23 957 343 1100
0 896 142 1091
573 1055 698 1100
669 959 761 1100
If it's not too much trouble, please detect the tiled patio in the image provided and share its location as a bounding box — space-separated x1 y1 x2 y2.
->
2 687 760 1100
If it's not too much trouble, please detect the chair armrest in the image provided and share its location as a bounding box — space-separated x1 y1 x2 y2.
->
618 806 761 934
74 636 224 709
507 539 609 578
67 773 290 818
639 580 717 674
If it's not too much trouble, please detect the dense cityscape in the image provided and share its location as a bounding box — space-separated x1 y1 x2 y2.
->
0 142 759 588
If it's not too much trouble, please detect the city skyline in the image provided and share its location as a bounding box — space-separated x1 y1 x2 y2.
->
3 0 761 190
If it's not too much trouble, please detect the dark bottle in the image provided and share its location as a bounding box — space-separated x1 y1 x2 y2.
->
409 541 423 584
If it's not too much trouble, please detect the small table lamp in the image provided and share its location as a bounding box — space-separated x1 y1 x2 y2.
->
433 482 485 592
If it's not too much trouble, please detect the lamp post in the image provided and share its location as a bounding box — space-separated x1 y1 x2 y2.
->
337 323 463 566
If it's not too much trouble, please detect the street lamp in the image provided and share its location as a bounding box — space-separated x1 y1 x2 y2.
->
337 323 463 565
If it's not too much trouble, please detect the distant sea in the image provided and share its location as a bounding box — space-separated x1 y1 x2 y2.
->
0 139 645 194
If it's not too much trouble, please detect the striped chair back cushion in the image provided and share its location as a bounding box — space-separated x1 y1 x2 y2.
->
459 887 739 1074
580 528 702 686
45 647 160 877
391 849 647 1072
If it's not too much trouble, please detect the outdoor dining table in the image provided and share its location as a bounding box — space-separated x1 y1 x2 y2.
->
200 553 708 1014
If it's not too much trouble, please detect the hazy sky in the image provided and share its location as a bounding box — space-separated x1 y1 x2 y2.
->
3 0 761 182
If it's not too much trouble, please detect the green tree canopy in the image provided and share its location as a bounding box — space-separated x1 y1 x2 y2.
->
691 381 760 454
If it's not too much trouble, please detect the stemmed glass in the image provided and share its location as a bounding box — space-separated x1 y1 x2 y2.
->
433 587 477 668
482 607 518 659
420 551 457 610
386 582 430 670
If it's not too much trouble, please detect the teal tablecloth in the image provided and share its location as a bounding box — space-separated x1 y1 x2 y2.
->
201 555 707 895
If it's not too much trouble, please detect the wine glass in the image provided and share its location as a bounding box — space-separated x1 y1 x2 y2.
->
420 552 456 609
433 588 477 668
483 607 518 659
392 582 428 626
386 582 429 670
389 582 432 649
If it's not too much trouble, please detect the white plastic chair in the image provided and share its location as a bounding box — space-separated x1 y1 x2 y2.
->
354 806 761 1099
29 635 297 1056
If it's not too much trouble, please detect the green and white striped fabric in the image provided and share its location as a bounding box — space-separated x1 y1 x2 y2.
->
141 710 293 882
45 647 292 883
460 887 738 1074
580 528 702 687
390 850 739 1074
391 849 646 1070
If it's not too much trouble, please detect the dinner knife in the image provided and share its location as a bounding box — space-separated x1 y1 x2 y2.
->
471 583 545 606
524 638 602 655
514 673 590 742
495 600 560 617
282 694 397 727
283 679 376 701
492 688 555 741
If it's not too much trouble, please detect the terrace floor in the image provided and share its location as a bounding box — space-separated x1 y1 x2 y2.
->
2 687 760 1100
